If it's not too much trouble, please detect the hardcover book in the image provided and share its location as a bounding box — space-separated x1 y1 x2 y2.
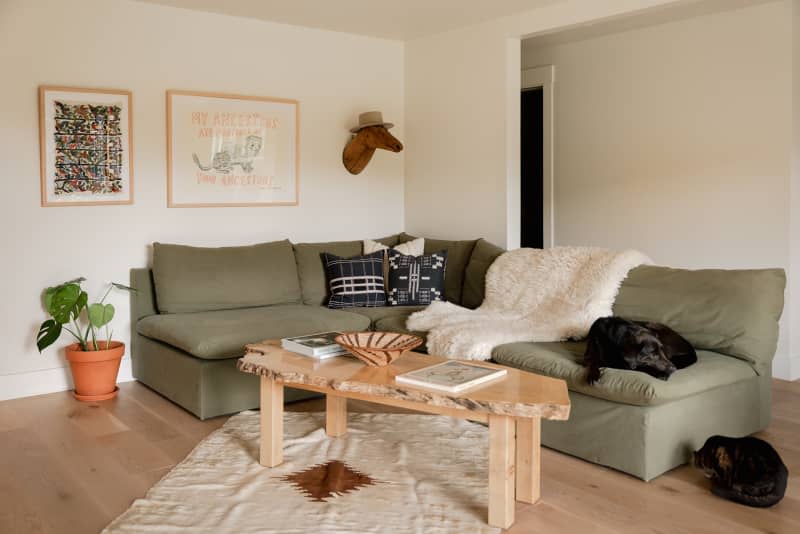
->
281 331 347 359
395 360 507 393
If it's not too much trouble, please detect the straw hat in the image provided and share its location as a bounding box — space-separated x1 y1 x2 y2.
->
350 111 394 133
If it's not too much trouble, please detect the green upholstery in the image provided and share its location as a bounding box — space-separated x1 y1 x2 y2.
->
614 265 786 373
152 240 301 314
461 238 505 309
293 240 362 305
130 268 157 320
349 305 425 327
398 233 477 304
541 375 769 481
491 341 756 407
372 234 401 247
132 335 317 420
137 304 370 360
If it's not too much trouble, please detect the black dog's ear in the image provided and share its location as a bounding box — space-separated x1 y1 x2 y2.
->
584 334 604 385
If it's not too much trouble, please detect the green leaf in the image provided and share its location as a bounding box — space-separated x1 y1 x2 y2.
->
88 303 115 328
37 319 62 352
111 282 137 293
46 284 87 324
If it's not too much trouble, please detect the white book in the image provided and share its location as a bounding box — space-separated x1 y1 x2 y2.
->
281 331 347 358
395 360 507 393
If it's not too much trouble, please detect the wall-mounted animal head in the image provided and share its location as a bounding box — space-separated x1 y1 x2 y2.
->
343 111 403 175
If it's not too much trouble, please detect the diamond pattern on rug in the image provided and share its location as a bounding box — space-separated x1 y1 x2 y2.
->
281 460 377 502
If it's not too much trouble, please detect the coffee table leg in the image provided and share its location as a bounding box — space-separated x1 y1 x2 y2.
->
259 376 284 467
515 416 541 504
488 414 516 528
326 394 347 437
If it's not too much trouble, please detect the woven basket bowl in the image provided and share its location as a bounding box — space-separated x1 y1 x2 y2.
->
335 332 424 366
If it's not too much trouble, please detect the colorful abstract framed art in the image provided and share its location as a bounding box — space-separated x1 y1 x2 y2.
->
166 90 299 207
38 86 133 206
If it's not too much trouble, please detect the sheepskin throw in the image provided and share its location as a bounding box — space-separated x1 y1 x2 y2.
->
406 246 651 360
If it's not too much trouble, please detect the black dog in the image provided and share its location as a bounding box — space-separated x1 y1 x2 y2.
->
694 435 788 508
583 317 697 384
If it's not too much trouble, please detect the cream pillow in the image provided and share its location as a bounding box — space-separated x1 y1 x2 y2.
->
363 237 425 256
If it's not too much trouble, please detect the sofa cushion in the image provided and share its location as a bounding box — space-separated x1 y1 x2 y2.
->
491 341 756 407
613 265 786 373
322 250 386 308
137 304 370 360
398 233 477 304
293 241 362 305
351 305 426 327
152 240 302 314
462 238 505 309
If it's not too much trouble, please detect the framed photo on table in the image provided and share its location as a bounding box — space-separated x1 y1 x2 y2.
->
166 90 299 207
39 86 134 206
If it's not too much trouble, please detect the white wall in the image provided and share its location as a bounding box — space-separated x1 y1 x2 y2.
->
405 0 799 379
522 0 794 376
0 0 405 399
404 0 687 247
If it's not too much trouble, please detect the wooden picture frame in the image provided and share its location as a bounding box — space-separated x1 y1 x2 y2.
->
39 86 134 207
166 90 300 207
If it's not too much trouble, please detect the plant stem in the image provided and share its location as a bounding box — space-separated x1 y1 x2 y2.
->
99 284 113 304
72 319 87 351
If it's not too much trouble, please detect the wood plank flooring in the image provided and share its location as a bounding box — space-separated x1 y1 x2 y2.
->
0 379 797 533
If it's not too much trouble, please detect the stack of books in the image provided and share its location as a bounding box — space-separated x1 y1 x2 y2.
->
281 331 348 359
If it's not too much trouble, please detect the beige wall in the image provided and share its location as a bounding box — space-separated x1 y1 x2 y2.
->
0 0 405 399
405 0 797 378
522 0 793 376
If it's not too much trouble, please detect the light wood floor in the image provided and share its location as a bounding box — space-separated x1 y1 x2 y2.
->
1 379 798 534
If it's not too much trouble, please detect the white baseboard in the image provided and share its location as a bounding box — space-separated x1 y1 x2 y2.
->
0 358 135 401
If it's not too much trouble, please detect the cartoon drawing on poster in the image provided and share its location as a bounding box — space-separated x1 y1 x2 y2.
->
167 91 298 207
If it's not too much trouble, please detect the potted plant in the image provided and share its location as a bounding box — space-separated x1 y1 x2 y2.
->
37 278 135 401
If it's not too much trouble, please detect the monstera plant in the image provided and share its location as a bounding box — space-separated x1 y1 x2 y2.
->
37 278 135 401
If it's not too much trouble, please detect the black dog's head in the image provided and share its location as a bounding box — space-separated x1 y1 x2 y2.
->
584 317 677 383
618 322 677 380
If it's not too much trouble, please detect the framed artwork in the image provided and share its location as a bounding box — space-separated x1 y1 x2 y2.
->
39 86 133 206
166 90 299 207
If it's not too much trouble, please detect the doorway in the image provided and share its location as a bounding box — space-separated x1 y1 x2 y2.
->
521 87 543 248
521 65 554 248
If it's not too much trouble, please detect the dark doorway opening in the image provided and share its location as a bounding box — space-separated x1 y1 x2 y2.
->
521 87 543 249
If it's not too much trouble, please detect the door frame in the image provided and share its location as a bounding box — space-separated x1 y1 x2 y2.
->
521 65 555 248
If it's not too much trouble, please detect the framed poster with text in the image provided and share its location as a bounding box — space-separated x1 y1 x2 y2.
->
166 90 299 207
39 86 134 206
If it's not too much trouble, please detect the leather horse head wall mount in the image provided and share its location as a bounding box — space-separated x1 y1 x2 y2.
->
342 111 403 175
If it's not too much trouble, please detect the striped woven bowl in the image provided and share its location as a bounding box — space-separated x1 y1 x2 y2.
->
335 332 424 366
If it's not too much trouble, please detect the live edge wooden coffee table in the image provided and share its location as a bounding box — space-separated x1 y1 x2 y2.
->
237 340 570 529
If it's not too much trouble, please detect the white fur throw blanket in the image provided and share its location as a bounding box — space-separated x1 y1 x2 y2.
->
406 246 651 360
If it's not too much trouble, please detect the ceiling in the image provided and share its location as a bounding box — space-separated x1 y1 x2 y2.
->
134 0 562 41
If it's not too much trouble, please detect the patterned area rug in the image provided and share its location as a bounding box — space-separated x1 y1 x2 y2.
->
103 412 500 533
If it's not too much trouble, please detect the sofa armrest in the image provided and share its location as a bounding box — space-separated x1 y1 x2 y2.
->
130 268 158 320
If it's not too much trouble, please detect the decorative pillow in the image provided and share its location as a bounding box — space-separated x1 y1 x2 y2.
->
363 237 425 256
322 250 386 308
387 250 448 306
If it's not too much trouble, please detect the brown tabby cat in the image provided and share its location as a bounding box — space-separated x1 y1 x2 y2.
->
694 435 788 508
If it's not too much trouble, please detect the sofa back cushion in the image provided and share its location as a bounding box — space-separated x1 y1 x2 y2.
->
293 240 362 305
152 240 301 313
462 238 505 309
613 265 786 373
399 233 477 304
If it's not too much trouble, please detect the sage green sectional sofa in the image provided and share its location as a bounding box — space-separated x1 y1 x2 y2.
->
130 233 488 420
131 233 785 482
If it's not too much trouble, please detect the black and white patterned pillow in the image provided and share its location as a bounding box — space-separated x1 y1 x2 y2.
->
322 251 386 308
387 250 448 306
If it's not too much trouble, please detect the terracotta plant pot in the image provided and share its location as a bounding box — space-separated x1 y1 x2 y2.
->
65 341 124 401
